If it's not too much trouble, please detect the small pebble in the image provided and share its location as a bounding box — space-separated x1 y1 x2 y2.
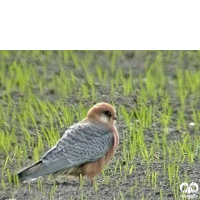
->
189 122 195 126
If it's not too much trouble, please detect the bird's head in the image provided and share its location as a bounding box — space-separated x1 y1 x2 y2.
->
87 102 117 125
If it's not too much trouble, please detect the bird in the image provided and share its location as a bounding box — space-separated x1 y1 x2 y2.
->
17 102 119 185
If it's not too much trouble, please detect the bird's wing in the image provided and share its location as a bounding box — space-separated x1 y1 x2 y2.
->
41 122 113 173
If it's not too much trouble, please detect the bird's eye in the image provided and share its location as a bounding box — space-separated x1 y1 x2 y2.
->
103 110 111 117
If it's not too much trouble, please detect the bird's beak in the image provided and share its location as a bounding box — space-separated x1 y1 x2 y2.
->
113 116 117 121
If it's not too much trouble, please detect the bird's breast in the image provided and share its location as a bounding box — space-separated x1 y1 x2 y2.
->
81 125 119 179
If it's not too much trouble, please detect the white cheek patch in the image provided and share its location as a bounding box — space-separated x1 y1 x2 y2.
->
100 115 109 123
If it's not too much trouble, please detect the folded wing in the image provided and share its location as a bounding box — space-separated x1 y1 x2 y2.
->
37 122 113 176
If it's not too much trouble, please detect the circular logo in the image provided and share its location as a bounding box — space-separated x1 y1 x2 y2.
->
180 182 199 199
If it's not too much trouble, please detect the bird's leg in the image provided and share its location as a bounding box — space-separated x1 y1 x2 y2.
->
91 179 94 187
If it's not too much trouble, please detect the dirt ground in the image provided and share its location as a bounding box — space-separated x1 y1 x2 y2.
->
1 50 200 200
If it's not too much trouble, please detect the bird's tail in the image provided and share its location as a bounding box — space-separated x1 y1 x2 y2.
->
17 160 47 182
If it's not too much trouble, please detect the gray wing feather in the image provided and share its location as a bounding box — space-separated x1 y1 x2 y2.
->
41 123 113 173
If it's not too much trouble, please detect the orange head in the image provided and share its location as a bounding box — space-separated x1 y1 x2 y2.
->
87 102 117 125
